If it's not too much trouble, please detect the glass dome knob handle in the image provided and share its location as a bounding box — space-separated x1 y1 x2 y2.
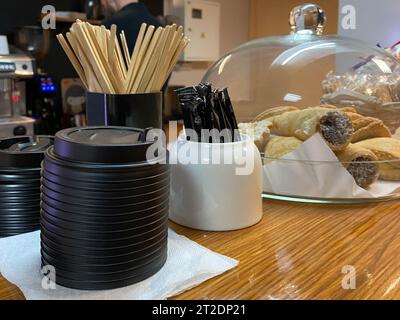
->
289 3 326 35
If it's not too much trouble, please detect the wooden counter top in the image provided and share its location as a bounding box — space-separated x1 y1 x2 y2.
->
1 199 400 300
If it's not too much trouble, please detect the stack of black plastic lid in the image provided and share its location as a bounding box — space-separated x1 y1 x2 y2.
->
40 127 169 290
0 136 54 238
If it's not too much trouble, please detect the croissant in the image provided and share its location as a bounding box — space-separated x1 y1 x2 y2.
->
271 107 354 151
335 144 379 189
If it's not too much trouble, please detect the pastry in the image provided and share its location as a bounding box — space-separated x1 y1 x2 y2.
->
335 144 379 189
264 136 303 159
355 138 400 181
339 110 392 142
253 106 298 122
238 119 271 152
343 112 364 123
378 163 400 181
351 117 392 142
271 107 354 151
340 107 358 114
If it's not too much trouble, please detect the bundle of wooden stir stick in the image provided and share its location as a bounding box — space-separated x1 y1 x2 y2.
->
57 21 189 94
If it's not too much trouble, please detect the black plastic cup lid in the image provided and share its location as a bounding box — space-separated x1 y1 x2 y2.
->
41 228 167 255
41 195 169 220
41 245 167 275
0 136 54 168
0 183 40 191
42 164 169 186
53 127 160 164
40 221 168 249
41 210 168 238
0 197 40 204
41 231 167 259
41 178 169 201
40 193 169 216
0 225 39 231
43 149 168 176
41 253 167 290
0 174 40 183
41 205 168 231
41 240 167 268
41 172 170 194
41 189 169 210
40 213 168 241
0 205 40 212
0 218 39 224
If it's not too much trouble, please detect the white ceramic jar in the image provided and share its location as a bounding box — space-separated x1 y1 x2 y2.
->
169 134 263 231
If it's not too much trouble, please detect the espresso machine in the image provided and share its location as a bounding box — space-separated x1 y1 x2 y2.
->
0 36 35 137
15 26 58 135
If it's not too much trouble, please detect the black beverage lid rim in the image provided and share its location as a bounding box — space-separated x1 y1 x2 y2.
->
45 146 167 171
41 204 168 228
0 219 40 224
0 197 40 204
41 172 170 193
42 164 170 185
41 189 169 210
40 245 167 275
0 168 41 174
40 193 169 216
40 224 168 251
53 127 160 164
41 226 167 252
0 225 40 230
41 253 167 290
40 195 169 219
41 231 167 259
40 213 169 242
41 208 168 235
0 207 40 214
41 240 167 268
40 221 168 249
0 183 40 191
0 176 40 185
0 136 54 169
41 185 169 208
40 217 169 243
41 178 170 201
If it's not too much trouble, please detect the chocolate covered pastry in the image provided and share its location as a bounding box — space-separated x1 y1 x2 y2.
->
271 107 354 151
335 144 379 189
355 138 400 181
264 136 303 159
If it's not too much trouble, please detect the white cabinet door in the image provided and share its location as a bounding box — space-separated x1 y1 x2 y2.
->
184 0 220 61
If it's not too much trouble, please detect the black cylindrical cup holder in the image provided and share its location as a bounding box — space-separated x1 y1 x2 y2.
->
86 92 163 129
40 127 169 290
0 136 54 238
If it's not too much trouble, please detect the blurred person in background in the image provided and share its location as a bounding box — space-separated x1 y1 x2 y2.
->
101 0 161 51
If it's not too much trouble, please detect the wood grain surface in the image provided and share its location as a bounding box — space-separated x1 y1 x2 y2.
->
1 199 400 300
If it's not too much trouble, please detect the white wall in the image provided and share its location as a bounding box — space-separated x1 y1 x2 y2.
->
169 0 250 87
339 0 400 48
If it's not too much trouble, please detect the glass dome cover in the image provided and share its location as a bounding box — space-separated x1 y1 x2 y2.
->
203 3 400 135
203 3 400 203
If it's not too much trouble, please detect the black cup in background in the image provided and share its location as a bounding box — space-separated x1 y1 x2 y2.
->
86 92 163 129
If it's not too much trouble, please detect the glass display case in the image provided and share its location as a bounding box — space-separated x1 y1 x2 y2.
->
203 4 400 203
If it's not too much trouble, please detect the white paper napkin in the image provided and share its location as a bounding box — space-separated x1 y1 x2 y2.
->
0 229 238 300
263 134 400 199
